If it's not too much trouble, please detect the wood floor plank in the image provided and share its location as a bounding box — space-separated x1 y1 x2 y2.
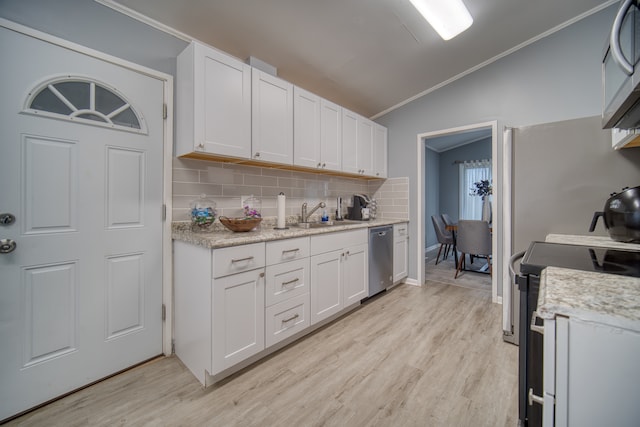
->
7 280 518 427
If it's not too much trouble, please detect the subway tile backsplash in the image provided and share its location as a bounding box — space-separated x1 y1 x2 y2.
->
172 157 409 222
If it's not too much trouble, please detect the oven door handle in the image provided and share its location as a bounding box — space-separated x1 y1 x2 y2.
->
530 311 544 335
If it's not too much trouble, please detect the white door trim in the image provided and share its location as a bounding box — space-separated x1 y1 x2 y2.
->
416 120 499 303
0 17 175 356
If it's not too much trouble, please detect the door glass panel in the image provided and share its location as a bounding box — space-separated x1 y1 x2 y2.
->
30 88 73 115
55 81 90 110
26 77 145 133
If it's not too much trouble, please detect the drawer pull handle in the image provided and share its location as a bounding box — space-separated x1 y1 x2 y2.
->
231 256 254 264
283 313 299 323
282 278 299 286
530 311 544 335
282 248 300 254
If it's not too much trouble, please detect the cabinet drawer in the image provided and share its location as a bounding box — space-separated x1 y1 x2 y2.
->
310 229 367 256
266 237 310 266
213 242 265 278
394 223 408 242
265 258 309 307
265 293 310 347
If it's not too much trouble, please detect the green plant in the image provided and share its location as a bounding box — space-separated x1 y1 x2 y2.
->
470 180 492 197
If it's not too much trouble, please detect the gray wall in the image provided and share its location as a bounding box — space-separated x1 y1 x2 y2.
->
424 149 440 250
0 0 187 80
376 5 621 285
513 116 640 253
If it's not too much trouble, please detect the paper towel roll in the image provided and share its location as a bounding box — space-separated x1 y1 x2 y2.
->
277 192 286 229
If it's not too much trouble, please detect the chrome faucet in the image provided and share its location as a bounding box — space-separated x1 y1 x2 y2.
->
301 201 326 223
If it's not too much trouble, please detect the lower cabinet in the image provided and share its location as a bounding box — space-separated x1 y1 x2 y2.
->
174 228 370 386
393 223 408 284
542 316 640 426
310 229 368 325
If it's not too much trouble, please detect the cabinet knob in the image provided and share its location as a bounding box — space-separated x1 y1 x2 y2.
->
197 143 204 149
254 152 261 158
317 162 322 168
259 272 265 278
322 163 326 168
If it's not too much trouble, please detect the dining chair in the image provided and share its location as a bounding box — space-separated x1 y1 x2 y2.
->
431 215 454 264
454 219 492 278
441 213 454 228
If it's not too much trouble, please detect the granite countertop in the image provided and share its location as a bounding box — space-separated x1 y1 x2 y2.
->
172 218 408 249
537 234 640 332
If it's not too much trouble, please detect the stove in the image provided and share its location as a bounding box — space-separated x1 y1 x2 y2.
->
515 241 639 426
520 241 640 278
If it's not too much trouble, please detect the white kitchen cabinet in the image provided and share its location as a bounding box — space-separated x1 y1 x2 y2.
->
212 268 265 372
373 124 388 178
393 223 408 284
357 116 374 176
341 108 382 177
176 41 251 159
341 108 359 174
542 317 640 426
310 229 368 324
342 242 368 306
319 98 342 171
265 237 310 347
292 87 342 172
252 69 293 165
293 86 321 168
173 240 265 385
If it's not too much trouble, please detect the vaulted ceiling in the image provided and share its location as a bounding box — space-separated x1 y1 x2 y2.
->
112 0 615 118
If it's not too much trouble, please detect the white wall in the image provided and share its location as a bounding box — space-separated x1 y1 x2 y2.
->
376 5 619 285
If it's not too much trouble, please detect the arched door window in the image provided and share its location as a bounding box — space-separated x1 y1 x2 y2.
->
23 76 147 134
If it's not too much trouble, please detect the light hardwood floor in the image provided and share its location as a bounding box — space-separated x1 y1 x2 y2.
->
7 276 518 426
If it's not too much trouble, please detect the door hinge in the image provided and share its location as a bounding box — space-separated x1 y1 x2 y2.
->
162 304 166 321
163 103 167 120
162 204 167 221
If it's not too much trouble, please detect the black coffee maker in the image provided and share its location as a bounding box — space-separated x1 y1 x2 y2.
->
349 194 370 221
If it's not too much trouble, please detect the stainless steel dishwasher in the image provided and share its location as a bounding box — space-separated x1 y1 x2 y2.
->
368 225 393 297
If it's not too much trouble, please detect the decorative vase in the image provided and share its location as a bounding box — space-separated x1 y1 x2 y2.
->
482 196 492 223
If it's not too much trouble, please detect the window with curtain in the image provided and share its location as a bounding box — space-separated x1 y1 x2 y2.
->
459 159 492 220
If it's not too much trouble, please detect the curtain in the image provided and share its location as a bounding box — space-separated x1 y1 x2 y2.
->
459 159 492 220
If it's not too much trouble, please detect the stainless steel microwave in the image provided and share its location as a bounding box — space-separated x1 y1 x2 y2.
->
602 0 640 129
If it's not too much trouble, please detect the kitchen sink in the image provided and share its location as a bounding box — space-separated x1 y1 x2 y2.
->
295 220 362 229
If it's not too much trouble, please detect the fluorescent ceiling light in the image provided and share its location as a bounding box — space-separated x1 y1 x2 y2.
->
409 0 473 40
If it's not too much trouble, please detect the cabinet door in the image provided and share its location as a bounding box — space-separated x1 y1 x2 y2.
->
393 224 408 283
320 98 342 171
212 269 265 374
373 124 388 178
310 249 343 324
343 243 368 305
341 108 359 174
357 116 374 176
293 86 320 168
177 42 251 158
252 69 293 165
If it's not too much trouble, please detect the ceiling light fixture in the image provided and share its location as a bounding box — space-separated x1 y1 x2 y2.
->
409 0 473 40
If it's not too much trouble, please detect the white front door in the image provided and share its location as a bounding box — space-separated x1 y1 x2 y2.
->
0 26 164 420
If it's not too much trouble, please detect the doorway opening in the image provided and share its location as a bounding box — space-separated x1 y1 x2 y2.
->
416 121 500 302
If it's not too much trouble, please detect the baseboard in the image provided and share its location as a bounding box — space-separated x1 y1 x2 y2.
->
403 277 420 287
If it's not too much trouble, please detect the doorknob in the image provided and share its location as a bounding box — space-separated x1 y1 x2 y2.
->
0 213 16 225
0 239 17 254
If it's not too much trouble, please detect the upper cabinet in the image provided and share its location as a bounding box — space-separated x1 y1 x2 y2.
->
176 41 386 178
252 69 293 165
293 86 342 172
342 108 381 177
373 124 388 178
176 41 251 159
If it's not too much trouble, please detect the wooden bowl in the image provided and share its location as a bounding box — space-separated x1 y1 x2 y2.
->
219 216 262 232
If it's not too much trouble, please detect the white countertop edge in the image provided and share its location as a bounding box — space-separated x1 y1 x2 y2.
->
537 267 640 333
545 234 640 251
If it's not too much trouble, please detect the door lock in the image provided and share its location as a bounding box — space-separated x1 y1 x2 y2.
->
0 239 17 254
0 213 16 225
